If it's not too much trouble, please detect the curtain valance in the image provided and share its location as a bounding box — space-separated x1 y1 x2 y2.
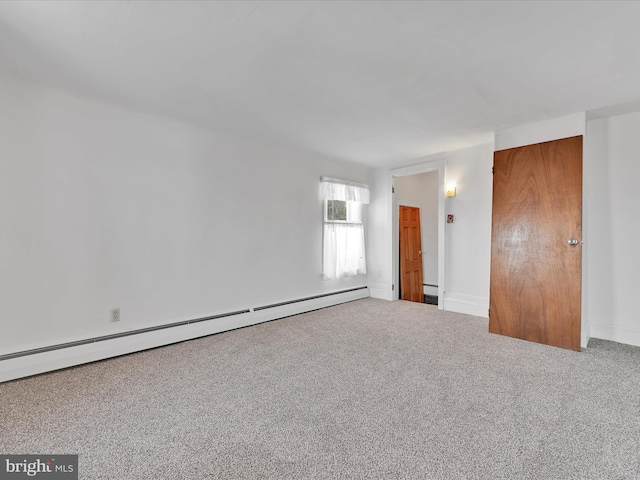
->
320 177 370 204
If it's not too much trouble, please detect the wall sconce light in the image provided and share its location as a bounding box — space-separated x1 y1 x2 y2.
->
445 184 456 198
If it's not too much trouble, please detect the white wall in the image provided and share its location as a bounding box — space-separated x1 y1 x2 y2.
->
587 112 640 347
583 118 610 346
495 113 586 151
0 72 370 356
393 172 439 295
368 143 493 317
443 143 494 317
367 163 392 300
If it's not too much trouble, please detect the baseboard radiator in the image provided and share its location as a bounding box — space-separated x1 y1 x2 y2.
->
0 286 369 383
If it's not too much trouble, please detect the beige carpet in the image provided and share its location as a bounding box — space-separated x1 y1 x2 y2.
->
1 298 639 479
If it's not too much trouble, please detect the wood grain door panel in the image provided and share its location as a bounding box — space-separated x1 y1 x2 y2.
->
489 136 582 351
400 206 424 303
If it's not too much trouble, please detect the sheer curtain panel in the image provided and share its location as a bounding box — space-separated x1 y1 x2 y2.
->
320 177 369 280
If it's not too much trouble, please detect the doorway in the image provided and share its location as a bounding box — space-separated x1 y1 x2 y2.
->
391 157 446 307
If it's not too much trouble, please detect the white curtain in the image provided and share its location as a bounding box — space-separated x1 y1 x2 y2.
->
320 177 370 204
321 178 369 280
323 221 366 280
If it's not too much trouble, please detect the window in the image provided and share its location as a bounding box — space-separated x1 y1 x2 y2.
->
326 199 347 222
324 200 362 223
320 177 369 280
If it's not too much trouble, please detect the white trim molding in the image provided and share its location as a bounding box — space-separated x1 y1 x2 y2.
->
0 288 369 383
390 154 447 309
589 323 640 348
369 283 393 301
443 293 489 318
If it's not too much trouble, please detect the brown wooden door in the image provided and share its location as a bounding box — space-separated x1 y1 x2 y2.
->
400 206 424 303
489 135 582 351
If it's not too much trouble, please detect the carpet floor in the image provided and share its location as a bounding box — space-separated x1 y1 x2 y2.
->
1 298 639 479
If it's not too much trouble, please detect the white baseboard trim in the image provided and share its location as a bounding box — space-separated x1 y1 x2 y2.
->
370 283 393 301
581 334 589 350
423 286 438 296
443 294 489 318
589 323 640 348
0 287 369 383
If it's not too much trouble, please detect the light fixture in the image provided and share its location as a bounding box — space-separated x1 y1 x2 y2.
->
445 183 456 198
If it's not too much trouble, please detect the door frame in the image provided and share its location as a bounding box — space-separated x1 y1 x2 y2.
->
390 155 446 307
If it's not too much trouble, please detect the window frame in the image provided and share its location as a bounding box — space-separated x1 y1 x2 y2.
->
323 199 362 225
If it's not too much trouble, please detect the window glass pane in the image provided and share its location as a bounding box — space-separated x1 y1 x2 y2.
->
327 200 347 221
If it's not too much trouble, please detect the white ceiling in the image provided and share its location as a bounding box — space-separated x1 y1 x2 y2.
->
1 1 639 167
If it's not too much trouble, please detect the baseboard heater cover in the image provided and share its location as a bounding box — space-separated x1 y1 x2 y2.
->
0 309 251 362
0 286 369 363
254 286 368 311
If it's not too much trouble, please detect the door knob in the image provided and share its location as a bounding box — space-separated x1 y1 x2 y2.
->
568 238 579 246
418 250 422 255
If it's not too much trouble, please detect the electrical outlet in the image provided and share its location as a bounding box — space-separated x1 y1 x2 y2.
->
110 308 121 323
377 269 382 278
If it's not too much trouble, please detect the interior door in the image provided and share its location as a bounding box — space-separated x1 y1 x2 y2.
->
489 135 582 351
400 206 424 303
